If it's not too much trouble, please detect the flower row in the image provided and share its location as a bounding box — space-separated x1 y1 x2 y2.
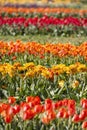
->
3 2 83 9
0 16 87 26
0 62 87 78
0 16 86 36
0 96 87 129
0 62 87 100
1 7 87 16
0 41 87 61
1 0 77 4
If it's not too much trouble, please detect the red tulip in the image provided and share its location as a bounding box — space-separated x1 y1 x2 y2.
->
13 105 20 114
82 121 87 129
4 115 12 123
72 114 80 123
8 97 16 104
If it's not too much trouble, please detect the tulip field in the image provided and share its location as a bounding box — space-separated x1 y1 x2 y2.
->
0 0 87 130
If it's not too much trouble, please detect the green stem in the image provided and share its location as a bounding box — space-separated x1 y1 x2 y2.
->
5 124 11 130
